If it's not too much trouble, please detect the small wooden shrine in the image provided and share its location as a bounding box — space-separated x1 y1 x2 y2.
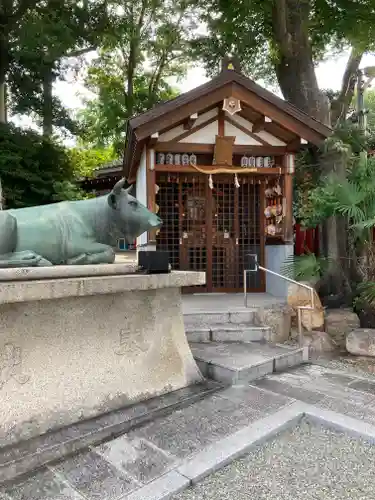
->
79 160 124 196
123 58 331 293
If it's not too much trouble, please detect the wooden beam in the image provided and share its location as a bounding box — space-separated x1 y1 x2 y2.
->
183 113 198 130
136 84 233 140
283 154 294 243
154 142 290 155
266 122 296 143
286 137 309 151
218 108 225 135
232 83 325 145
252 116 272 133
252 117 265 133
146 148 157 242
149 132 159 146
169 115 217 143
225 115 268 145
155 142 215 153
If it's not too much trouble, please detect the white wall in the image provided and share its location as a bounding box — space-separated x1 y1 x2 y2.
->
224 122 262 145
136 146 148 249
180 120 219 143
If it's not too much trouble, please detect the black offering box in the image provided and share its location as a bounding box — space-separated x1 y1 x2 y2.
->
138 250 170 274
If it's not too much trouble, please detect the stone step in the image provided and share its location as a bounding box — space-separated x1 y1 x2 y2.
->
186 324 271 343
190 342 307 385
0 380 221 484
184 310 257 330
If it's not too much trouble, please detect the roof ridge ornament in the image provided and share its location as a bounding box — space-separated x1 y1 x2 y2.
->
221 55 241 73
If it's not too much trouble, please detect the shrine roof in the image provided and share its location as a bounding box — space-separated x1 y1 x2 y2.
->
123 66 332 179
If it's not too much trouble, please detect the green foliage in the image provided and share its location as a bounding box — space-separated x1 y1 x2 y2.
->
195 0 375 82
299 148 375 251
68 146 117 177
78 69 179 151
77 0 196 150
363 89 375 135
193 0 275 83
4 0 109 133
356 281 375 305
281 253 330 282
0 123 84 208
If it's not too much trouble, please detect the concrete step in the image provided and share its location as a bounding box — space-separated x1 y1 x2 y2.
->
191 342 307 385
184 310 257 330
186 324 271 343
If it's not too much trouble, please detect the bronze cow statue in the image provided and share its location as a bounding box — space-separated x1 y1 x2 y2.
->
0 178 162 267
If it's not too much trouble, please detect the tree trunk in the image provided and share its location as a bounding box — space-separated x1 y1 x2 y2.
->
0 27 8 124
271 0 330 125
271 0 351 300
0 83 6 124
42 62 54 137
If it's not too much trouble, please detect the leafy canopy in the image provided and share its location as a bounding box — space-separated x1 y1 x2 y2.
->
6 0 109 133
0 123 84 208
78 64 179 151
194 0 375 82
68 145 118 178
77 0 198 150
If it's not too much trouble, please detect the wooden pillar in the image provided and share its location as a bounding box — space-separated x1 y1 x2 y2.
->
146 147 157 245
283 154 294 243
218 108 225 135
206 176 213 292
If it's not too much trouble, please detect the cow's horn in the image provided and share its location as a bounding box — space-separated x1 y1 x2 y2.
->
126 185 134 195
113 178 126 194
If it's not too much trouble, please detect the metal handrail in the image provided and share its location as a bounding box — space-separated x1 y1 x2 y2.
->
244 254 315 346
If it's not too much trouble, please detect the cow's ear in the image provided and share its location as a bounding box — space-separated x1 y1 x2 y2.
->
108 193 118 209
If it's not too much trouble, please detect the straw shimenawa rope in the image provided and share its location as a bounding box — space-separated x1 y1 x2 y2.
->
189 165 281 175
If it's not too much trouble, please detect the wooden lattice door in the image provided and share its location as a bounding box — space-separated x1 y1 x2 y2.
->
156 173 208 292
155 172 264 293
179 175 209 292
210 176 264 292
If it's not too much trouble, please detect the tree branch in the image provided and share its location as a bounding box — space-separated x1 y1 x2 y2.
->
126 0 148 114
331 46 364 127
66 46 96 58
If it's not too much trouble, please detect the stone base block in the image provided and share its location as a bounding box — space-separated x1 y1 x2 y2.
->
0 271 204 448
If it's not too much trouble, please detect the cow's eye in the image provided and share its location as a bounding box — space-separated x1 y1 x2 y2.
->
129 200 138 207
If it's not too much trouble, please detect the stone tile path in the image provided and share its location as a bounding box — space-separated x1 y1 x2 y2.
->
3 362 375 499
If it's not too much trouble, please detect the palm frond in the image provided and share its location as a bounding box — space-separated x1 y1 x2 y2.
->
281 253 329 282
333 181 366 223
358 281 375 305
352 218 375 231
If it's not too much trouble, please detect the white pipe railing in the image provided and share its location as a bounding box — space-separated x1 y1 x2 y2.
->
244 254 315 346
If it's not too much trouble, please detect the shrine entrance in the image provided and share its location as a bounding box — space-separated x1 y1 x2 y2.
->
156 172 265 293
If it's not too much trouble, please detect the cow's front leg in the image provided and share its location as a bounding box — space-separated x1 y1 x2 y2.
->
66 243 115 265
0 250 53 268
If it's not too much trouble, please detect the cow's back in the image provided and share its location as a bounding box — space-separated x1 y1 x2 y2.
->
8 202 94 264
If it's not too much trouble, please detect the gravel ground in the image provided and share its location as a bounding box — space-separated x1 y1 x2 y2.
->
172 419 375 500
284 336 375 382
314 355 375 381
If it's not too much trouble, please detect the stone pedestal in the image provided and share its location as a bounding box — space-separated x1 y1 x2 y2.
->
0 269 205 448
